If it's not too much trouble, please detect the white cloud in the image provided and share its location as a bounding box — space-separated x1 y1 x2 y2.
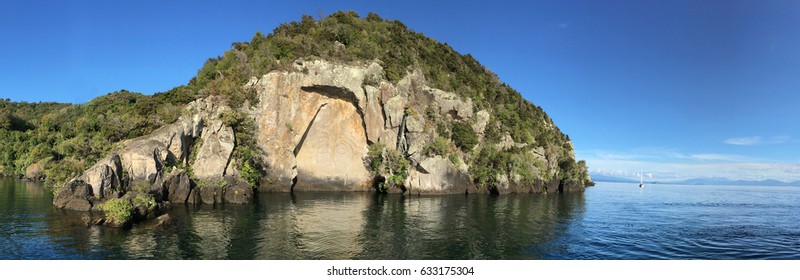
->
724 135 792 146
724 136 762 145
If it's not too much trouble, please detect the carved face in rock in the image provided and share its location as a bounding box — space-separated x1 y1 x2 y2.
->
294 100 369 190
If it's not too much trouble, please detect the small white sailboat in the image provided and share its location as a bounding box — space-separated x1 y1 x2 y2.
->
639 173 644 188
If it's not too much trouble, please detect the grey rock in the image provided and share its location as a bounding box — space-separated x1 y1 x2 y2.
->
496 134 527 150
379 128 399 151
72 182 93 198
145 116 200 167
293 59 369 106
406 156 473 194
559 179 585 193
495 174 510 194
199 185 223 205
64 199 93 212
148 176 167 203
363 85 385 143
429 88 473 120
364 61 383 85
473 110 490 135
384 95 407 128
377 81 398 106
53 180 94 211
186 188 201 204
119 139 166 182
81 155 123 199
164 171 192 204
191 120 235 179
223 179 254 204
405 114 424 133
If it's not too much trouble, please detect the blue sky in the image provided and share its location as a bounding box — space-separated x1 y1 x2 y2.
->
1 0 799 181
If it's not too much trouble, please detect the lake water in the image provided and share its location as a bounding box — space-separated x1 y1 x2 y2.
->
1 178 799 259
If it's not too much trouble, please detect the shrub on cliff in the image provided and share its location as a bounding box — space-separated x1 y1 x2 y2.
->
220 108 265 187
99 198 133 228
424 136 453 157
451 122 478 152
367 143 409 192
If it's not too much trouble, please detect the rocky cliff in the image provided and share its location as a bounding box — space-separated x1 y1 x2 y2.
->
55 58 586 214
245 59 481 194
50 12 592 228
53 97 254 224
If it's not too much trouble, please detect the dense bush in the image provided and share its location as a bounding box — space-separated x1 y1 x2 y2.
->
219 109 265 186
367 143 409 192
424 136 453 157
0 90 192 187
451 122 478 152
100 198 133 225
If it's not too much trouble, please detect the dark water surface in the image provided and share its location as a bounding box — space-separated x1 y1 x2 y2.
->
1 178 799 259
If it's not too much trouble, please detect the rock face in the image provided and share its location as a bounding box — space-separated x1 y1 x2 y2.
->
242 59 477 194
58 57 587 212
246 59 378 192
430 88 473 120
243 59 515 194
56 97 241 211
53 180 94 211
119 140 167 183
191 120 235 179
406 156 472 194
224 181 254 204
82 155 123 199
473 110 490 135
163 171 194 204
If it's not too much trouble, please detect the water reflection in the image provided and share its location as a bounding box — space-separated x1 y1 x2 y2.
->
8 179 800 259
26 178 586 259
248 192 586 260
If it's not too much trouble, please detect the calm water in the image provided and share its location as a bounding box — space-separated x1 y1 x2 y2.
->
1 178 799 259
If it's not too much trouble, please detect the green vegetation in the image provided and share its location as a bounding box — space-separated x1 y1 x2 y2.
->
424 136 453 157
469 146 557 191
132 193 157 216
451 122 478 152
218 109 265 186
367 143 410 192
0 91 195 187
99 197 133 225
131 180 150 193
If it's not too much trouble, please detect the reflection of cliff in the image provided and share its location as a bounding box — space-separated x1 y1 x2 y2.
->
38 191 585 259
253 192 369 259
354 193 586 259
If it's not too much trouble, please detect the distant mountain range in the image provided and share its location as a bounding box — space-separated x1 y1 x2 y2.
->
590 174 644 183
591 174 800 187
668 178 800 187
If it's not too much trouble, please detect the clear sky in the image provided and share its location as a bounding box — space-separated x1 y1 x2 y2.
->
1 0 799 181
